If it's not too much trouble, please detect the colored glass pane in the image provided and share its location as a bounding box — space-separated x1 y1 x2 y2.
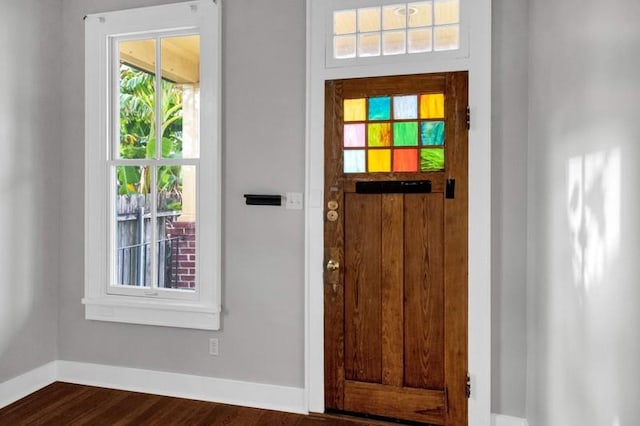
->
421 121 445 145
344 150 366 173
420 93 444 118
393 95 418 119
393 149 418 172
368 96 391 120
420 148 445 171
344 124 366 147
344 98 366 121
368 123 392 147
368 149 391 172
393 122 419 146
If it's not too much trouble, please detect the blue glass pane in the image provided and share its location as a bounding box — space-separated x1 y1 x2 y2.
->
421 121 445 145
393 95 418 119
344 150 366 173
368 96 391 120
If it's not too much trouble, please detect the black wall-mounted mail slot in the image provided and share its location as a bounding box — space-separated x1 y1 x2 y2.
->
355 180 432 194
244 194 282 206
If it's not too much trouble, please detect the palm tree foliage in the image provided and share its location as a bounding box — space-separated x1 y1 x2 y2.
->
118 64 184 208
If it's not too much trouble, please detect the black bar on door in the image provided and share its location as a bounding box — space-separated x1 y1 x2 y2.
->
355 180 432 194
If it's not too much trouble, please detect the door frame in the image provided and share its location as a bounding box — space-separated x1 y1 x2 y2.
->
304 1 492 425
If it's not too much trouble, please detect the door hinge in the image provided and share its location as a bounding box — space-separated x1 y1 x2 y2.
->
466 374 471 398
466 106 471 130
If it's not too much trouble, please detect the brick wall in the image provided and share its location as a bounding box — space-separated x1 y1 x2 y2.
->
166 221 196 289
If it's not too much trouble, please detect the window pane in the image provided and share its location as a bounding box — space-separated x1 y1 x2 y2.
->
344 98 367 121
434 24 459 51
368 96 391 120
394 95 418 119
157 165 197 290
368 123 392 147
368 149 391 172
161 35 200 159
408 2 433 27
420 148 445 171
334 10 357 35
114 165 152 287
335 35 357 59
421 121 445 145
383 4 407 30
118 39 156 160
393 122 419 146
358 33 381 57
408 28 433 53
344 124 366 147
358 7 381 33
434 0 459 25
420 93 445 118
393 149 419 172
383 31 406 55
344 150 366 173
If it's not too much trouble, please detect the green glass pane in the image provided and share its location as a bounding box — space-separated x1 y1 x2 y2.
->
344 150 366 173
368 96 391 120
368 123 392 147
420 148 445 171
393 122 419 146
421 121 445 145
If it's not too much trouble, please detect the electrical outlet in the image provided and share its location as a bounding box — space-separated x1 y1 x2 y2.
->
285 192 303 210
209 338 219 356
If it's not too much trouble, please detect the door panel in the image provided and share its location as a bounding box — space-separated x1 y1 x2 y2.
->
324 72 468 426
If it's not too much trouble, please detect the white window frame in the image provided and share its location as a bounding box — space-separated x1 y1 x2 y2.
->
325 0 469 69
305 0 491 422
83 1 222 330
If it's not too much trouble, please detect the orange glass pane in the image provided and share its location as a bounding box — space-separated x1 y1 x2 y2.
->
368 123 392 147
368 149 391 172
393 149 418 172
344 99 366 121
420 94 444 118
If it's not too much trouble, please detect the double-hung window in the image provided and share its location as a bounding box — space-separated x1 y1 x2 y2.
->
83 1 221 330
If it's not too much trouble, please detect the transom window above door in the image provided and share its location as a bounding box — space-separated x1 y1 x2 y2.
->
342 93 446 173
333 0 460 60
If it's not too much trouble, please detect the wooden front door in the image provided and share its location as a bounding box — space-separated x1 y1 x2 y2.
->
324 72 468 425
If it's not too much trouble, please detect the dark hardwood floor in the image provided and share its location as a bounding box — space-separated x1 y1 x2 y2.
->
0 382 403 425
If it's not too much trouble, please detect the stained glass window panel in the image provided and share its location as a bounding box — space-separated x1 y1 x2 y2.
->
420 148 445 171
344 150 366 173
393 95 418 119
368 123 392 147
344 98 366 121
368 149 391 172
393 122 419 146
420 121 445 145
393 149 418 172
420 94 444 118
344 124 366 147
368 96 391 120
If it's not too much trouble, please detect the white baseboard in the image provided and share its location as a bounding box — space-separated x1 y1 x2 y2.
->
0 362 57 409
492 413 529 426
1 360 306 415
56 361 307 414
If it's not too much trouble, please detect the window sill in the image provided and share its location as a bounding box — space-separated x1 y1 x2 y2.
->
82 296 220 330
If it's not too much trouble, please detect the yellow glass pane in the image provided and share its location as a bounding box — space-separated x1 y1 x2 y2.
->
420 94 444 118
368 149 391 172
434 0 459 25
344 99 366 121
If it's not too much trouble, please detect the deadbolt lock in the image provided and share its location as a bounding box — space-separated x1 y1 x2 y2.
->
327 210 339 222
326 259 340 271
327 200 339 210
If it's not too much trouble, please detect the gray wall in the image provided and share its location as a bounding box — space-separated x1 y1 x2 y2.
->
527 0 640 424
491 0 529 418
58 0 306 387
0 0 62 382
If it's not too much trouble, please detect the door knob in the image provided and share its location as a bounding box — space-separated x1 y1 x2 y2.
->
326 259 340 271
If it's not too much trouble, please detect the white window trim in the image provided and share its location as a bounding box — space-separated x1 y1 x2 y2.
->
83 0 222 330
305 0 491 422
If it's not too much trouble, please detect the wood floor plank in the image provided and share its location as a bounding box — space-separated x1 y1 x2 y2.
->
0 382 406 426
